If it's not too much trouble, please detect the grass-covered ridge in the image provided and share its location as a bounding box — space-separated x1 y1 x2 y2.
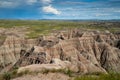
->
0 20 120 38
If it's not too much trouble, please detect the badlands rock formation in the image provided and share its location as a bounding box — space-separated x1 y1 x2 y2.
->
0 27 36 73
14 29 120 74
0 28 120 75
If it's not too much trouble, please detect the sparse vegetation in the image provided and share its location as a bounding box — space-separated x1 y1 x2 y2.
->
0 20 120 80
0 69 120 80
63 69 73 77
3 72 11 80
41 69 73 76
74 73 120 80
0 36 6 46
0 69 31 80
0 20 120 38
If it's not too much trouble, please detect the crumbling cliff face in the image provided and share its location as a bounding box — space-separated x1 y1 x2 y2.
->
13 29 120 74
0 36 36 73
0 27 37 73
0 28 120 74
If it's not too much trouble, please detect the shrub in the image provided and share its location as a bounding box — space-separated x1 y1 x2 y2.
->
17 70 30 77
64 69 73 77
42 69 49 74
3 72 11 80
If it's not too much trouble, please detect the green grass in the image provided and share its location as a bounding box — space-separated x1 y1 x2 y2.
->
74 73 120 80
0 69 72 80
0 69 30 80
44 69 73 77
0 68 120 80
0 20 120 39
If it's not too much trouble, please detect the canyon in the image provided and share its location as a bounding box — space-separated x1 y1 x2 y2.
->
0 28 120 80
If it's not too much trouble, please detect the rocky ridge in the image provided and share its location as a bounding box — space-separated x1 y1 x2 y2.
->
14 29 120 74
0 28 120 75
0 27 36 73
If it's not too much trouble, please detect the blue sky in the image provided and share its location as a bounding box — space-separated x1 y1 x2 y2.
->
0 0 120 19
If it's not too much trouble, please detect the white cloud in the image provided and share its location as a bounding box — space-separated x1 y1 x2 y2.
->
41 0 52 4
41 0 61 15
0 1 18 8
114 10 120 13
60 1 88 5
42 5 61 15
26 0 37 5
95 13 111 17
0 0 37 8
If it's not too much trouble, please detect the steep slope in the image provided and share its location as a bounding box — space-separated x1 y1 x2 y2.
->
0 27 37 73
13 29 120 74
0 36 36 73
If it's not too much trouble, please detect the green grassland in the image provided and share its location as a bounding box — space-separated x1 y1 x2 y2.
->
0 68 120 80
0 20 120 38
74 73 120 80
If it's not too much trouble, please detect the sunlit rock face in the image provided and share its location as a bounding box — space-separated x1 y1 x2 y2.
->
1 29 120 74
0 36 36 73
